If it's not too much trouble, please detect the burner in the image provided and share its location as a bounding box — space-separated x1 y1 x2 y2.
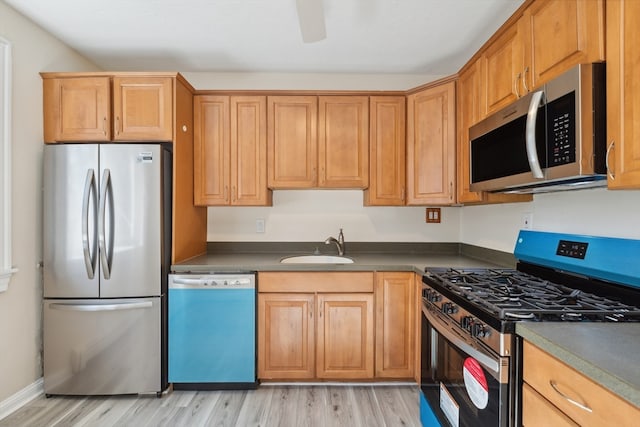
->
424 266 640 323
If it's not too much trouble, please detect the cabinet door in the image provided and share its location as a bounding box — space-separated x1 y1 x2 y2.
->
481 23 525 115
375 272 415 378
524 0 604 90
43 77 111 142
318 96 369 188
316 293 374 379
112 77 173 141
230 96 272 205
406 81 456 205
457 61 485 204
606 0 640 189
522 383 578 427
365 96 406 206
267 96 317 188
193 95 230 205
258 293 315 379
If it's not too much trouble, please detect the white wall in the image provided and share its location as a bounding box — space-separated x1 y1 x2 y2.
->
208 190 460 242
0 2 99 402
461 187 640 253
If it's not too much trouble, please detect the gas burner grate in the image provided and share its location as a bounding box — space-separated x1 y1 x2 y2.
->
424 267 640 322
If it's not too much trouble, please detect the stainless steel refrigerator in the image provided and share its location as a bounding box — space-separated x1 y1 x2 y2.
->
43 143 171 396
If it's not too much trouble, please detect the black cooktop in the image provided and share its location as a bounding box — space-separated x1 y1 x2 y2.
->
423 267 640 323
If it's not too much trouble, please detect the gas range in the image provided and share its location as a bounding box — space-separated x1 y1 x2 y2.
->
422 231 640 355
419 230 640 427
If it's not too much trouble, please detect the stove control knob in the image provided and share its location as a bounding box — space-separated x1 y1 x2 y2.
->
442 302 458 314
472 323 490 338
427 290 442 303
461 316 474 331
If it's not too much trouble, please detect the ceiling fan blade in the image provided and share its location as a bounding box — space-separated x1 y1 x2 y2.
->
296 0 326 43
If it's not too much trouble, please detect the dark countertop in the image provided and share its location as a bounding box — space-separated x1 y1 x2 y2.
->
516 322 640 408
171 252 505 274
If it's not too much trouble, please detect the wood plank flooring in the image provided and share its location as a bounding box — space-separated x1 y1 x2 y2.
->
0 385 420 427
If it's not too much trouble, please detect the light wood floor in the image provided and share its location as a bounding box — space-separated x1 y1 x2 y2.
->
0 384 421 427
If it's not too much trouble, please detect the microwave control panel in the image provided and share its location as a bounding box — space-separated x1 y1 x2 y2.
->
547 92 576 166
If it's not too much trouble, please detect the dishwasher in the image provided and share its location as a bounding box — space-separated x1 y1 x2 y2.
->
168 273 257 390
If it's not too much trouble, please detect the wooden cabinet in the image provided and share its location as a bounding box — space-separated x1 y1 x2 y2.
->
194 95 271 205
316 293 374 379
43 75 173 142
112 76 173 141
522 383 578 427
257 272 374 380
605 0 640 189
267 95 369 189
318 96 369 188
480 0 604 115
522 341 639 426
258 293 315 379
481 22 524 115
406 80 456 205
456 61 532 205
267 96 318 188
364 96 406 206
375 272 415 378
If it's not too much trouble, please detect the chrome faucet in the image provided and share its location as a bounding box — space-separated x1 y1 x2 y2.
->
325 228 345 256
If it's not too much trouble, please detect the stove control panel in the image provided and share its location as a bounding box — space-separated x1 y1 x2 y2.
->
422 284 504 355
556 239 588 259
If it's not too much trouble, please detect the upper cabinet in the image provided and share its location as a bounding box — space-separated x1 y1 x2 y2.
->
480 0 604 116
406 80 456 206
606 0 640 189
318 96 369 188
267 95 369 189
365 96 406 206
194 95 271 206
43 74 173 143
267 96 318 188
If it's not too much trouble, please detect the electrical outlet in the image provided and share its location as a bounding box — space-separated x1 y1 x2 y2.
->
426 208 441 224
256 218 265 233
522 213 533 230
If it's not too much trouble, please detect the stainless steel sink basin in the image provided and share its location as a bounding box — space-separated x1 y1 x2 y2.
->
280 255 354 264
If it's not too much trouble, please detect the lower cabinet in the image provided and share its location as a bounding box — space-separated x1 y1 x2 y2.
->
257 271 415 381
522 340 639 426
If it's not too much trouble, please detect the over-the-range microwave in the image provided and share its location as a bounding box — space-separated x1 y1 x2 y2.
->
469 62 606 194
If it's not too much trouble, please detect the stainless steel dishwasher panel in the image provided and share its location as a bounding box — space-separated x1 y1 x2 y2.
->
168 273 257 389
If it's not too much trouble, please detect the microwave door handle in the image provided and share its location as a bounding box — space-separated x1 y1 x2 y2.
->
525 90 545 179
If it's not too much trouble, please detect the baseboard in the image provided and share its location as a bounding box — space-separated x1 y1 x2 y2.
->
0 378 44 421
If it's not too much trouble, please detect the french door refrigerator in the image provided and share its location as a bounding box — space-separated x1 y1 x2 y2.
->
43 143 171 396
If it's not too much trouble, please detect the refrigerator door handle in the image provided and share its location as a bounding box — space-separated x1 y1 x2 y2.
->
49 301 153 312
82 169 97 279
98 168 112 280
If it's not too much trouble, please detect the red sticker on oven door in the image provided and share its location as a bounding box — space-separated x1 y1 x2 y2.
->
463 357 489 409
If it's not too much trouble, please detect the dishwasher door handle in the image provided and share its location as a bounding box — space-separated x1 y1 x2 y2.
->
171 277 211 287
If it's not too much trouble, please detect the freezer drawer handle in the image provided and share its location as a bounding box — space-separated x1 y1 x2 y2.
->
82 169 97 279
49 301 153 312
98 169 113 279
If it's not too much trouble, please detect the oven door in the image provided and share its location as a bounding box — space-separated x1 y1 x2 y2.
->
421 305 511 427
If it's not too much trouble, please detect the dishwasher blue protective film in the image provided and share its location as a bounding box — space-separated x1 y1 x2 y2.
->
168 288 255 383
514 230 640 289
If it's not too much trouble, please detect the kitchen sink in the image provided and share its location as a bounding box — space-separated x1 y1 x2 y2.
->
280 255 354 264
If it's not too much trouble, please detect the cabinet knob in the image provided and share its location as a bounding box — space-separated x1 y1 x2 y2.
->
182 124 188 133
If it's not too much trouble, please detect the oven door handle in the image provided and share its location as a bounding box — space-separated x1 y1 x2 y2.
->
423 305 500 376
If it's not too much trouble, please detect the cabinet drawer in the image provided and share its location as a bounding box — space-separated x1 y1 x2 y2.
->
522 383 578 427
258 272 373 293
523 341 639 426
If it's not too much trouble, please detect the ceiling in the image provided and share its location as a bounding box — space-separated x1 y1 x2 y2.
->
4 0 525 75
